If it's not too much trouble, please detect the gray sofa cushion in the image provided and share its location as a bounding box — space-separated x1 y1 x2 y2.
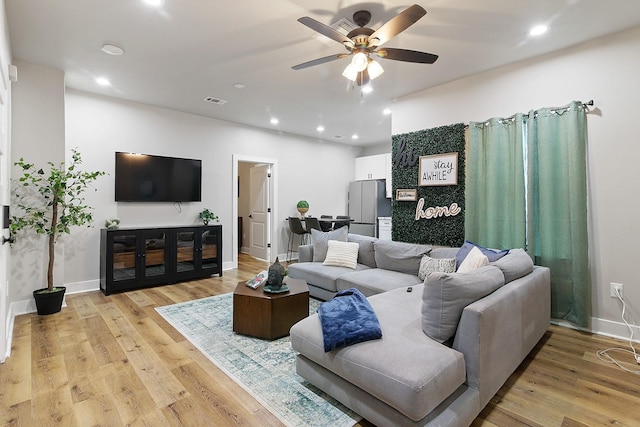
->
347 233 377 268
311 226 349 262
430 247 460 259
287 261 371 293
290 285 467 421
336 268 422 297
490 248 534 284
373 240 432 275
422 265 505 343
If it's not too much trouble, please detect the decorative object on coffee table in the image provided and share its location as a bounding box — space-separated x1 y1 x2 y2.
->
296 200 309 217
265 257 288 293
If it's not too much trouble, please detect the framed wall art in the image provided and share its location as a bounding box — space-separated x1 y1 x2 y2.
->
395 189 417 201
418 152 458 186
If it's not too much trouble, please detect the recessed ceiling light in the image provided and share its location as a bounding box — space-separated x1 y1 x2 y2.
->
383 108 392 115
362 86 373 94
95 77 111 86
334 135 344 140
316 126 325 132
233 83 245 89
529 25 548 37
352 134 359 140
101 43 124 56
270 118 279 125
143 0 163 7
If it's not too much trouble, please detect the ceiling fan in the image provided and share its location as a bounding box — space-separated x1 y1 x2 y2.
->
292 4 438 86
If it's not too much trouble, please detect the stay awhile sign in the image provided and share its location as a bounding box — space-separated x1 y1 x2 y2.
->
418 152 458 186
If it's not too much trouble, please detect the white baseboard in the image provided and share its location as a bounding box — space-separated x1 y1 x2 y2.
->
551 316 640 344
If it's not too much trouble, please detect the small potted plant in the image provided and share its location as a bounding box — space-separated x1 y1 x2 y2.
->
199 208 218 225
297 200 309 217
10 149 105 315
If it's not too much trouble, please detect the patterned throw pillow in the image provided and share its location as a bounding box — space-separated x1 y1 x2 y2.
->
322 240 359 269
418 255 456 281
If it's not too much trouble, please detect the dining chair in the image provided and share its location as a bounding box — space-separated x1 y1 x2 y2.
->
333 215 351 230
287 217 309 262
319 215 333 232
304 217 323 238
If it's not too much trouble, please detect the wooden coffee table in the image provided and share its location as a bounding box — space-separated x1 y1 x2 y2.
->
232 278 309 340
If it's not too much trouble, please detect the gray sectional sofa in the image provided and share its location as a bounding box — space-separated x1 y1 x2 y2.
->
288 233 551 426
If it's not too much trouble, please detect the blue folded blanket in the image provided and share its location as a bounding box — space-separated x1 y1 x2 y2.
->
318 288 382 352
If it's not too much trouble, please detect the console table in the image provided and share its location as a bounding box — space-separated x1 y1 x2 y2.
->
100 225 222 295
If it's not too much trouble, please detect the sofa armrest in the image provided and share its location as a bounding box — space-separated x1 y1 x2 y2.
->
298 244 314 262
453 266 550 409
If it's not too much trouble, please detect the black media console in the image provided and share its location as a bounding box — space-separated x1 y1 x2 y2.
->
100 225 222 295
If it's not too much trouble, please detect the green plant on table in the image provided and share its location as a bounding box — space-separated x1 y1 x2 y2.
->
199 208 219 225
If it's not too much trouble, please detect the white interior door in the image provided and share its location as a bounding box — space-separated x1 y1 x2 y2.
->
0 62 12 362
249 164 270 260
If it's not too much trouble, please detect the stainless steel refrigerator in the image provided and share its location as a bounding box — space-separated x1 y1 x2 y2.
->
348 180 391 237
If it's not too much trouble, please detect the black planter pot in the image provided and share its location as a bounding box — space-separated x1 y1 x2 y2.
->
33 287 66 315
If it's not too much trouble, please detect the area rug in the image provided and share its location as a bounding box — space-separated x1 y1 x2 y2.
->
155 293 360 427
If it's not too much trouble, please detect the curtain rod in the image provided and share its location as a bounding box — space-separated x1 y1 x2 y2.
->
582 99 594 108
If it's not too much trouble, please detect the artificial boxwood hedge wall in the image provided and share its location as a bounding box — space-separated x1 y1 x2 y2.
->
391 123 466 247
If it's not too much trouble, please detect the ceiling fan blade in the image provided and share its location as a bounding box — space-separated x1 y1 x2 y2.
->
292 53 349 70
368 4 426 48
375 48 438 64
297 17 354 48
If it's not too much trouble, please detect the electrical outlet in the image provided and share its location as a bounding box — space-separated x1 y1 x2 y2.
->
610 282 624 299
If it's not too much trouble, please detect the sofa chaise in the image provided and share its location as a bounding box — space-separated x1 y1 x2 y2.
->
288 231 550 426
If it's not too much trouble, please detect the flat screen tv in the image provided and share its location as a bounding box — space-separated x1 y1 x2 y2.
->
115 152 202 202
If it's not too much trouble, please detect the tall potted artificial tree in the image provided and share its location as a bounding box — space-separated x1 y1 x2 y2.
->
10 149 105 315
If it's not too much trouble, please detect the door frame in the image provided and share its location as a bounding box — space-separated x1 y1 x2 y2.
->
232 154 278 268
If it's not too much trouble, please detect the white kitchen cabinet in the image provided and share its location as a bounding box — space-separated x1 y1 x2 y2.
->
355 154 386 181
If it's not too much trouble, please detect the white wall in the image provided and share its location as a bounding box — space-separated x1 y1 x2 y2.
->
392 26 640 338
62 89 357 285
10 61 65 304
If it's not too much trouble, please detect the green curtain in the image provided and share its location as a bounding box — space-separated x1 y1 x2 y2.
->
527 101 590 327
466 115 527 249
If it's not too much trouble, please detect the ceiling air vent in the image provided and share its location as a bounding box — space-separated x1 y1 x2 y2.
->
203 96 228 105
313 17 358 44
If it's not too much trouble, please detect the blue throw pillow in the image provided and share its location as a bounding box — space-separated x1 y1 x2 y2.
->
456 241 509 270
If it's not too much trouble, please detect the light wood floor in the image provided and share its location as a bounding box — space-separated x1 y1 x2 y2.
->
1 254 639 426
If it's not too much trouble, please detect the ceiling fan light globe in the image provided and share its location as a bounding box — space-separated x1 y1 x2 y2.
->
367 60 384 80
342 63 358 81
351 52 369 72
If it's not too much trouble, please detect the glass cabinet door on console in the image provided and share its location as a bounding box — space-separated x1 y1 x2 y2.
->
141 229 170 279
172 225 222 280
200 226 221 274
175 229 197 273
110 232 138 283
100 228 172 295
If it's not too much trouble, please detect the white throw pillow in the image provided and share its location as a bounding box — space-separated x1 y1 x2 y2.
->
311 226 349 262
457 246 489 273
322 240 359 269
